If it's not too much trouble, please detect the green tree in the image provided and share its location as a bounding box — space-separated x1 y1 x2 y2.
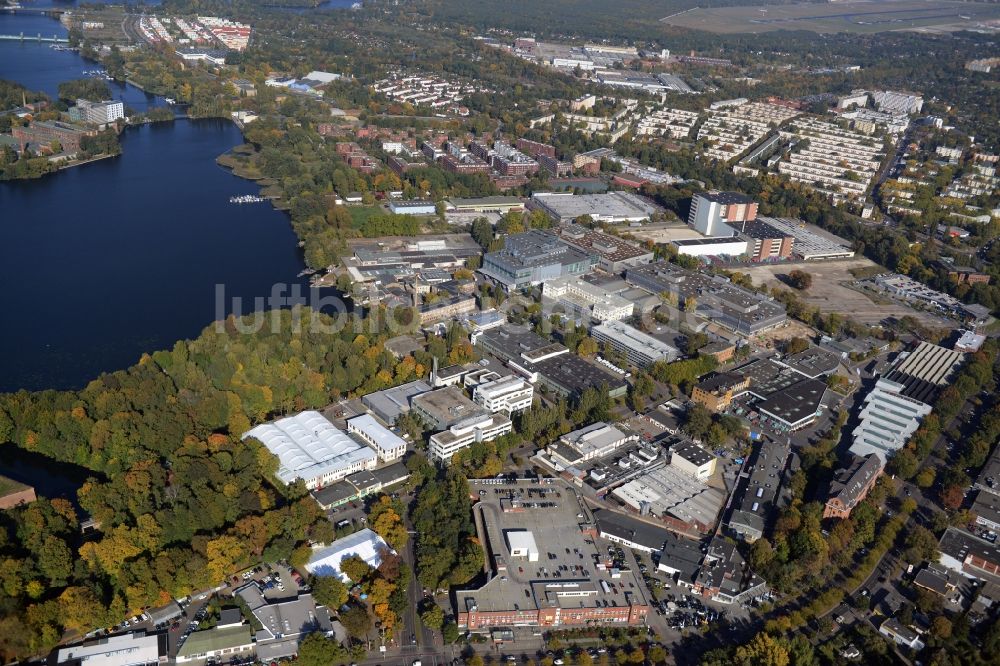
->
297 632 347 666
311 575 349 609
420 603 445 630
340 555 371 583
339 604 373 640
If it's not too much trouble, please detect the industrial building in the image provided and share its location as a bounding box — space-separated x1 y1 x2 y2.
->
754 217 854 260
56 633 168 666
175 625 254 664
669 441 717 481
480 229 597 292
755 378 828 431
443 196 525 214
412 386 489 430
554 224 655 273
625 262 787 335
850 342 963 459
732 219 795 261
671 236 749 258
310 463 410 510
456 479 651 630
595 510 671 553
361 379 431 424
776 346 842 379
242 412 378 489
388 199 436 215
529 191 664 224
11 120 96 155
872 90 923 114
473 325 569 369
656 533 705 587
530 353 629 399
590 320 680 367
612 465 725 533
726 438 791 542
547 422 637 467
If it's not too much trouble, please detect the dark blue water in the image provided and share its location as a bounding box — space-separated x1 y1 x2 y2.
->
0 11 321 393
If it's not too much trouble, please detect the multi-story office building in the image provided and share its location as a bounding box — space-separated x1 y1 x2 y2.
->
688 191 758 236
480 230 597 292
472 375 534 414
590 320 679 367
74 98 125 125
542 275 634 322
346 414 407 462
691 372 751 412
428 413 512 463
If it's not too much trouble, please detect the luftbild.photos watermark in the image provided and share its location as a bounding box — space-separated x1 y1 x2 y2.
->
213 280 693 340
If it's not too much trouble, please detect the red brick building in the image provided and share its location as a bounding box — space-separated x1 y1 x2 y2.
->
516 138 556 159
823 454 883 519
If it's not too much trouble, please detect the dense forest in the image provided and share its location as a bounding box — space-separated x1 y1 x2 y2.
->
0 308 426 661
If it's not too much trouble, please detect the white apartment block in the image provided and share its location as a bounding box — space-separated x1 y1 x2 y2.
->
777 118 884 202
542 275 634 322
636 107 700 139
473 375 534 414
697 102 799 162
428 413 513 463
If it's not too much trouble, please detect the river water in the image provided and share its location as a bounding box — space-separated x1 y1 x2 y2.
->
0 4 339 393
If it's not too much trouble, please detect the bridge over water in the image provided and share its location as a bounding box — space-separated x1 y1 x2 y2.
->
0 32 70 43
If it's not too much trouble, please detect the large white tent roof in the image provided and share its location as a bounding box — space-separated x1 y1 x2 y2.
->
305 529 392 581
243 411 376 485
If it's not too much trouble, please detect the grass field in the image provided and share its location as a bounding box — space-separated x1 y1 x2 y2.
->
349 205 385 228
662 0 1000 34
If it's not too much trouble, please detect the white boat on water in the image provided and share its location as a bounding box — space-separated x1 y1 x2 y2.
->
229 194 267 204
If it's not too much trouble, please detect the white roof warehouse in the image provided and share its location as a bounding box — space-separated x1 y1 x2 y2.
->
242 411 377 489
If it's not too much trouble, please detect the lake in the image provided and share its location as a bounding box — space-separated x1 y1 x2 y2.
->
0 9 330 393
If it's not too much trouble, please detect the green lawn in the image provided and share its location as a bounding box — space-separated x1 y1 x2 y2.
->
349 205 386 228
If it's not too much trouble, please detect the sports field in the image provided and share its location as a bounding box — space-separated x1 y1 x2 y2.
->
662 0 1000 34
